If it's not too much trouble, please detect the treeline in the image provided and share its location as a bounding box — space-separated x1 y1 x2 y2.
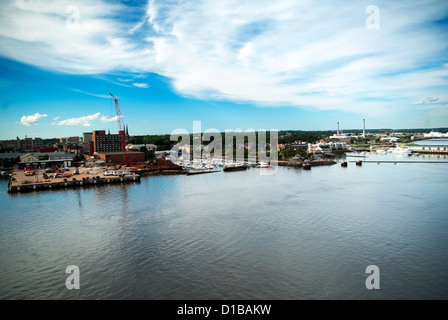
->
124 127 448 152
128 135 173 151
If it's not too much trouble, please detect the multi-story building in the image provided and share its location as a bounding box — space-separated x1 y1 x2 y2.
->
82 132 93 156
1 139 19 150
92 130 126 153
60 136 80 144
83 132 92 142
308 141 347 154
32 138 44 151
0 137 44 152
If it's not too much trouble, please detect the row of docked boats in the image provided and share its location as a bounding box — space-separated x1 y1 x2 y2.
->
1 171 12 178
171 158 270 171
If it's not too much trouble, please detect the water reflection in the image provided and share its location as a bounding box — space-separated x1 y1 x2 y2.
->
0 161 447 299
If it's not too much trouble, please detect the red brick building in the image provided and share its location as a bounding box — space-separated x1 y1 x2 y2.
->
92 130 125 153
95 151 145 164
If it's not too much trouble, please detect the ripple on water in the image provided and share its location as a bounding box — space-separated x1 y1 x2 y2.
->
1 164 448 299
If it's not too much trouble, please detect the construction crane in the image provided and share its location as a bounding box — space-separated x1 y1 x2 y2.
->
109 93 128 165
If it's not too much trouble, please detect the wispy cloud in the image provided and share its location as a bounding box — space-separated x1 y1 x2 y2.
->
414 97 441 105
133 82 149 88
69 89 112 99
1 0 447 117
20 113 47 126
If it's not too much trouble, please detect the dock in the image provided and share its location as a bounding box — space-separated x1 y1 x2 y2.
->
348 160 448 164
223 166 248 172
186 170 220 176
7 168 140 193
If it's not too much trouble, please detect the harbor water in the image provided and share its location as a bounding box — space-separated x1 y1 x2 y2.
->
0 152 447 299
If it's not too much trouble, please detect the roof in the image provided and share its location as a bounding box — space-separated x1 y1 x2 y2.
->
126 144 157 148
19 159 74 163
94 151 145 155
409 144 448 147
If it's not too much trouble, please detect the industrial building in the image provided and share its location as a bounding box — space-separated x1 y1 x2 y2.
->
95 151 145 164
17 152 77 169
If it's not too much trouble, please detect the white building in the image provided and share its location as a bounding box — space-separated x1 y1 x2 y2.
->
308 142 347 153
328 133 357 140
423 131 448 138
381 136 402 143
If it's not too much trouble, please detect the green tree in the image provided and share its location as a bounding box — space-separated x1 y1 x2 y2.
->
73 154 84 162
129 136 144 144
1 158 10 168
146 150 155 161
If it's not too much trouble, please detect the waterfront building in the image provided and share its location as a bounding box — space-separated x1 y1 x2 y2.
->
423 131 448 138
408 144 448 154
17 152 77 169
95 151 145 164
308 141 347 153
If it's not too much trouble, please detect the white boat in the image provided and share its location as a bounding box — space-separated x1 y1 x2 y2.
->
257 161 270 168
387 145 412 156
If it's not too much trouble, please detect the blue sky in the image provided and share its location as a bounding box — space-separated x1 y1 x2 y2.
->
0 0 447 139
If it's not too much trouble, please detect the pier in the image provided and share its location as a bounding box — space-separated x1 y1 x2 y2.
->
186 170 220 176
348 160 448 164
223 166 248 172
7 168 141 193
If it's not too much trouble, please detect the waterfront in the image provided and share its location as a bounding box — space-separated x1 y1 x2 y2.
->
0 153 448 299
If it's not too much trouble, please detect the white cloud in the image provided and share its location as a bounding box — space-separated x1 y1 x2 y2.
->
100 115 120 122
133 82 149 88
1 0 447 117
414 97 440 105
53 116 60 120
57 112 100 126
20 113 47 126
56 112 122 126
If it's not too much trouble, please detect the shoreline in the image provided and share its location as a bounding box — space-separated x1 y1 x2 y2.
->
278 159 337 168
